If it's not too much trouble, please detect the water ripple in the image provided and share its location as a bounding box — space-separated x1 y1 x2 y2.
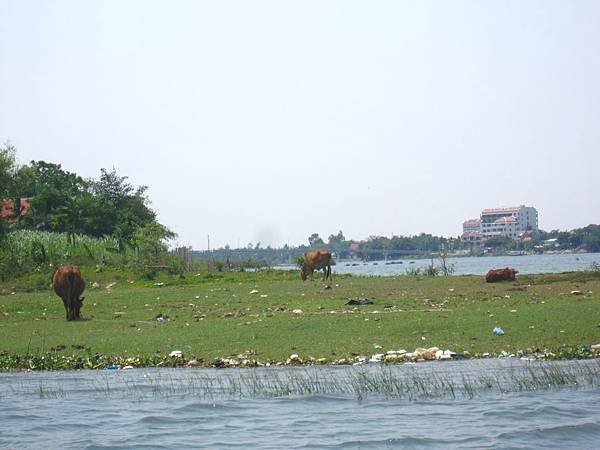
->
1 361 600 449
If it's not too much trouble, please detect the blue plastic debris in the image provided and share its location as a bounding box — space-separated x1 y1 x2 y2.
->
105 363 121 370
493 326 505 336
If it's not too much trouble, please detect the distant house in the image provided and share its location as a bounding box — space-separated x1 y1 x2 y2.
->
0 197 31 221
461 219 482 246
348 241 360 259
462 219 481 234
516 230 537 242
461 231 482 245
461 205 539 242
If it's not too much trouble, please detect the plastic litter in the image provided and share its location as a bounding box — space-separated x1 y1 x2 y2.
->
493 326 505 336
346 298 373 305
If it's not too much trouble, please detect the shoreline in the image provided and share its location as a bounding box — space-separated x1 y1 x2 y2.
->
2 345 599 372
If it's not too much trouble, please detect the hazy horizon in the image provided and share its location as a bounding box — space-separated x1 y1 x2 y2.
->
2 1 599 249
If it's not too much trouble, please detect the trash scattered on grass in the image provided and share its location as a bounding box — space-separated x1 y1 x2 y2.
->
346 298 373 305
493 326 505 335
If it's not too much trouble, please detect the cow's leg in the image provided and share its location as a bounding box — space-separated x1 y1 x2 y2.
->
67 296 77 321
326 264 332 281
73 299 80 320
77 297 84 319
62 298 70 320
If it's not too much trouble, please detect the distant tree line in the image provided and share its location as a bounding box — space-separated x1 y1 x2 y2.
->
194 225 600 267
192 231 453 265
539 226 600 252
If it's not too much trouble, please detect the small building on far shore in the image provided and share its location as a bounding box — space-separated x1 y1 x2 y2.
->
0 197 30 222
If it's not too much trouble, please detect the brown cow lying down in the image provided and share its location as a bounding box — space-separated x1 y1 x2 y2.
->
485 267 518 283
301 249 332 281
53 264 86 321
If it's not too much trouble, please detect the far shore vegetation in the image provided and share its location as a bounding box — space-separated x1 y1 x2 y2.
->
1 142 600 371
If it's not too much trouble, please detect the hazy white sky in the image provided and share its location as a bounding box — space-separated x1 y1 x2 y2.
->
1 1 599 249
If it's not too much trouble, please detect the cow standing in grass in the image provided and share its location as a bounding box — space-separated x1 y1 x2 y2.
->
300 250 332 281
485 267 518 283
53 264 86 321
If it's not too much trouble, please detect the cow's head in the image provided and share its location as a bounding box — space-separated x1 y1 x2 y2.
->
300 267 307 281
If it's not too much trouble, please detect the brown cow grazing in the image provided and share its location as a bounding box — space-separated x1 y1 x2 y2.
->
53 264 86 321
300 249 332 281
485 267 518 283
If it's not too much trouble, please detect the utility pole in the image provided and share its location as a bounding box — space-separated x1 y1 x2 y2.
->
207 234 211 271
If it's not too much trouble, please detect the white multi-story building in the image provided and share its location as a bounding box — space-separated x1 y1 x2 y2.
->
462 219 481 234
462 205 538 242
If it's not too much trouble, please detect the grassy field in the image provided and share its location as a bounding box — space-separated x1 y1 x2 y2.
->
0 269 599 369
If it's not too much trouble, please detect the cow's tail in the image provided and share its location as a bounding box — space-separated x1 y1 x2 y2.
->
67 270 76 289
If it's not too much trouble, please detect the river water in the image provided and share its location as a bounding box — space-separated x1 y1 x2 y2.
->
325 252 600 276
2 360 600 449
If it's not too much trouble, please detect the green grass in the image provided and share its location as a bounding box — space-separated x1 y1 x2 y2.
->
1 270 599 370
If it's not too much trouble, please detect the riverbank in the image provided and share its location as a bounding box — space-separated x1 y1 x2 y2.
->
1 270 599 371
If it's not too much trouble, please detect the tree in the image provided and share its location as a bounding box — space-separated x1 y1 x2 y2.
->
93 168 137 207
133 222 176 264
484 236 514 250
17 161 88 232
0 141 17 198
308 233 324 247
328 230 345 244
0 143 17 241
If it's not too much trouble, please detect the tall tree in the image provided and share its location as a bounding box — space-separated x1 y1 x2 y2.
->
0 141 17 198
308 233 324 247
0 143 19 240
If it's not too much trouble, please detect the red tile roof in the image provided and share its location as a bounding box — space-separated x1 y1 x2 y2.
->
482 206 520 214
